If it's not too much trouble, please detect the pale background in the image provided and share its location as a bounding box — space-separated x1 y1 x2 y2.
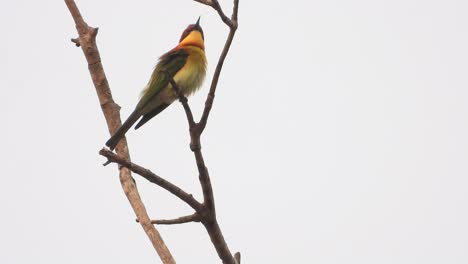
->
1 0 468 263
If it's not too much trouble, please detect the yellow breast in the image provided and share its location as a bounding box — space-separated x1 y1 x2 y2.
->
173 46 207 96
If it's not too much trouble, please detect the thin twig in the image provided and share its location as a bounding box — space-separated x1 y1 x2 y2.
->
64 1 175 263
147 213 201 225
198 28 236 132
194 151 215 212
234 252 241 264
167 74 196 129
232 0 239 25
193 0 213 6
210 0 234 27
99 149 204 213
166 80 215 213
194 0 240 213
71 38 80 46
197 0 238 132
169 0 241 263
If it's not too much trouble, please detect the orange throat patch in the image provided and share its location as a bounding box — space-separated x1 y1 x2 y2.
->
178 30 205 50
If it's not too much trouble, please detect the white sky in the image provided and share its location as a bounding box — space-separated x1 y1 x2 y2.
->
1 0 468 263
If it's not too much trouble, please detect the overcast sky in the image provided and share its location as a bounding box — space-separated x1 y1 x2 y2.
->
1 0 468 263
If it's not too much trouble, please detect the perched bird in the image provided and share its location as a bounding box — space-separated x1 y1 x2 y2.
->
106 18 207 150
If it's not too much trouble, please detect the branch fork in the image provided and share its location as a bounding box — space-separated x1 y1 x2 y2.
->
66 0 240 263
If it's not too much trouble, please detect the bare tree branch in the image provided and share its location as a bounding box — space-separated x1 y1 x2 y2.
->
171 0 241 262
210 0 234 27
99 149 203 213
71 37 80 47
166 77 215 212
167 74 196 129
193 0 213 6
66 0 241 262
234 252 241 264
231 0 239 25
64 1 175 263
198 28 236 128
198 15 238 132
145 213 201 225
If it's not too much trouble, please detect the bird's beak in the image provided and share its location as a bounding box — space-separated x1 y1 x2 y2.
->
196 16 201 26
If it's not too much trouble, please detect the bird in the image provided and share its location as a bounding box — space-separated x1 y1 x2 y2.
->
106 18 207 150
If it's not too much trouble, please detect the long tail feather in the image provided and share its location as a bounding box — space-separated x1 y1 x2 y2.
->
105 110 141 150
134 103 169 130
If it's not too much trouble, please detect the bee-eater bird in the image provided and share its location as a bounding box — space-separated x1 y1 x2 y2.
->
106 18 207 150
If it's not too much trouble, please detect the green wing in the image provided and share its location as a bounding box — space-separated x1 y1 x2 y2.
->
136 49 189 111
134 103 169 129
105 49 188 149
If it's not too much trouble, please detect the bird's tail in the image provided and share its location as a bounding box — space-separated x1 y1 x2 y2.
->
105 110 141 150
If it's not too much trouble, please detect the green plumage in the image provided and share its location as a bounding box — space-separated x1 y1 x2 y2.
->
105 28 207 150
137 49 188 112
